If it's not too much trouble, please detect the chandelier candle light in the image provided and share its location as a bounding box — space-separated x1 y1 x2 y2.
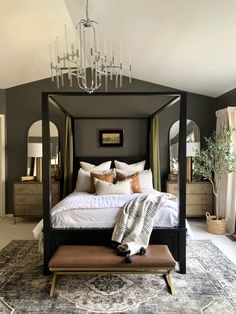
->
50 0 132 94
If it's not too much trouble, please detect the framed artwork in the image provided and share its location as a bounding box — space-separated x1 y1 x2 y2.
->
98 129 124 147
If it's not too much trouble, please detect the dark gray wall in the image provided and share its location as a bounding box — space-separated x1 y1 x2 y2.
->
4 76 216 213
0 90 6 114
75 119 147 157
216 88 236 110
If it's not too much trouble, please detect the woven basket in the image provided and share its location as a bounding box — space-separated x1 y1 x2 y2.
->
206 212 227 235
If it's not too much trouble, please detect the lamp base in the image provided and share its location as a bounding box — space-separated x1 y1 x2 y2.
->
186 157 192 182
36 158 42 182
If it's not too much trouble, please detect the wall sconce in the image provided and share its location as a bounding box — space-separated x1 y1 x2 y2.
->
186 142 200 182
28 143 43 182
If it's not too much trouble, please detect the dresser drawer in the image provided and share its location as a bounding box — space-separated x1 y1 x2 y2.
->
186 183 212 194
15 183 42 194
167 183 212 195
186 194 212 205
15 183 59 194
187 204 213 217
15 194 59 206
14 205 42 216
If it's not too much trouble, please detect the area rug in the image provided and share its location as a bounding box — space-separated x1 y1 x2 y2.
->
0 240 236 313
0 297 14 314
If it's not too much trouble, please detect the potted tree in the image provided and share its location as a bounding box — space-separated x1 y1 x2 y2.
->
193 127 236 234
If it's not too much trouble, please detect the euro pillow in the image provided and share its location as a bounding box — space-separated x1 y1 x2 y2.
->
114 160 146 171
80 160 112 172
115 171 141 193
139 169 153 190
115 169 153 191
76 168 91 192
90 172 114 194
76 168 114 193
95 178 132 195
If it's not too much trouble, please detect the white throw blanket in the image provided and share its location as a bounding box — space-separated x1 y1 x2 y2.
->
112 193 177 256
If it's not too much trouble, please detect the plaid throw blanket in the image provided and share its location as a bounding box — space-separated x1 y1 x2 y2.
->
112 193 177 256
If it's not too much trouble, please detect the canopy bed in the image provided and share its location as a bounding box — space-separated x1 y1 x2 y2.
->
41 91 187 275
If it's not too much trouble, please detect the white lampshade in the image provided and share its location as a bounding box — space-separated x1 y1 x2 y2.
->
28 143 43 158
186 142 200 157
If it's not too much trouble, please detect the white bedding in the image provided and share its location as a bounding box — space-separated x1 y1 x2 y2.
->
33 189 192 239
51 189 179 229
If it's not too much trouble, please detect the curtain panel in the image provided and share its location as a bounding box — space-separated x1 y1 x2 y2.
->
216 107 236 233
63 116 74 197
150 115 161 191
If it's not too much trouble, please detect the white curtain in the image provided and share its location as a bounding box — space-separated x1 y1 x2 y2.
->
216 107 236 233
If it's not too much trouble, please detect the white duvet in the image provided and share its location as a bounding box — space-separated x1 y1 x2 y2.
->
33 189 192 240
50 189 179 229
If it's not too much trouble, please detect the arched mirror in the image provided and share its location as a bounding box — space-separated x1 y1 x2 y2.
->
27 120 59 181
169 119 200 180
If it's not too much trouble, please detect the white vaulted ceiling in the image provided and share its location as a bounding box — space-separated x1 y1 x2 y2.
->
1 0 236 97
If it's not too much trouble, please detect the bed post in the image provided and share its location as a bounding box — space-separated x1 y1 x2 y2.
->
42 92 52 275
178 92 187 274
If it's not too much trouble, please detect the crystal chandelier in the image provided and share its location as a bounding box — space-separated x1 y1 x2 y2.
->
50 0 132 94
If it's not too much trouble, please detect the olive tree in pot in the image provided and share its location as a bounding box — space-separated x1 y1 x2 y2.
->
193 127 236 234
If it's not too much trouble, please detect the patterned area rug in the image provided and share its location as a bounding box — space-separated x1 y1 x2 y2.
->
0 240 236 313
0 297 14 314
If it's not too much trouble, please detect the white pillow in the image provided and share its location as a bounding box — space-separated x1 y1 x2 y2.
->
114 160 146 171
76 168 91 192
76 168 114 192
80 161 112 172
139 169 153 190
95 178 132 195
115 169 153 191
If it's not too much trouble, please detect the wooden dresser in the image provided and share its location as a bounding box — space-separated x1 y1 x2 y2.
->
13 181 60 223
166 181 213 217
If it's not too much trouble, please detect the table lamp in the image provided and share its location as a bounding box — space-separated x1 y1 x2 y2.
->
28 143 43 182
186 142 200 182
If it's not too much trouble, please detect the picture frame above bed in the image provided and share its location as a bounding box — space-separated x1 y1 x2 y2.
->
98 129 124 147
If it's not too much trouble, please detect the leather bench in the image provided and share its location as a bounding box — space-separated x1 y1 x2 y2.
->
48 244 176 297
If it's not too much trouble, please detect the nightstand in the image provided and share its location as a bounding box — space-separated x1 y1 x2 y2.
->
166 181 213 217
13 181 60 223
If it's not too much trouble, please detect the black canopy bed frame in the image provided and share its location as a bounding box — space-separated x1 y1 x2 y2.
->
42 91 187 274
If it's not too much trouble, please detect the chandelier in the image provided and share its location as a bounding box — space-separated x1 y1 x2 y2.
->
50 0 132 94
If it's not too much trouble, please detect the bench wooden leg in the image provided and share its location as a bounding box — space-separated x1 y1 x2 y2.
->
165 271 175 295
50 273 58 297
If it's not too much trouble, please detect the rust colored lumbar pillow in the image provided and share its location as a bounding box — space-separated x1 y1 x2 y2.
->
115 171 141 193
90 172 114 194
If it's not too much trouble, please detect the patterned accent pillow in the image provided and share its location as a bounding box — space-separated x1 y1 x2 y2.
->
115 171 141 193
90 172 114 194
